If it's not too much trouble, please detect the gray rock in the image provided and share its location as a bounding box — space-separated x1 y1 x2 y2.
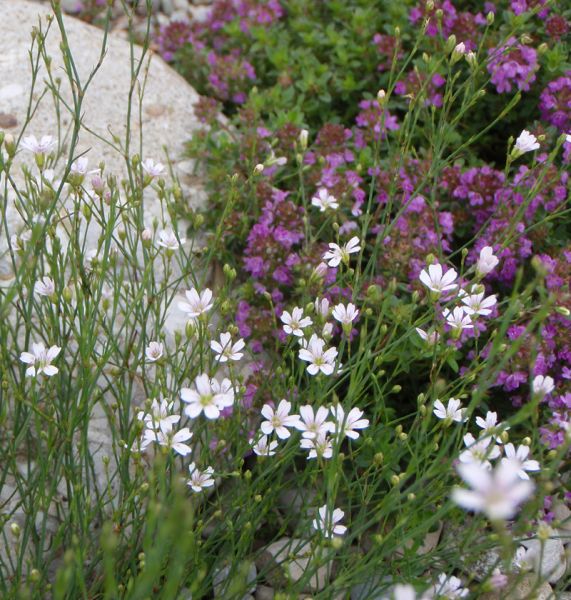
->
212 561 257 599
521 537 567 584
255 585 275 600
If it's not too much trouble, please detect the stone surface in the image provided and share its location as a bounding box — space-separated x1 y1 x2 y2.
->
212 561 257 599
520 537 567 584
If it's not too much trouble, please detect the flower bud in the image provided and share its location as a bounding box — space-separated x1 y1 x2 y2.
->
298 129 308 151
253 163 264 175
486 11 494 25
377 89 386 106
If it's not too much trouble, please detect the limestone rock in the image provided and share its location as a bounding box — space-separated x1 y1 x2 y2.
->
521 537 567 584
213 561 257 599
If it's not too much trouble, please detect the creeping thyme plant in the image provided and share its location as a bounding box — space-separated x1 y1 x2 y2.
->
1 0 571 598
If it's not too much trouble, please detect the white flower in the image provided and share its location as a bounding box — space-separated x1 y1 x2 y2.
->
20 343 61 377
70 156 89 175
476 246 499 277
419 264 458 294
454 42 466 55
280 307 313 337
322 236 361 267
459 433 501 470
142 158 165 178
156 228 185 250
416 328 440 345
34 276 55 297
427 574 469 599
250 435 278 457
330 405 369 440
513 130 540 156
142 426 193 456
314 297 330 317
300 433 333 459
298 334 338 376
311 188 339 212
211 377 235 409
260 399 301 439
532 374 555 396
181 373 231 420
461 289 497 317
21 135 56 155
295 405 335 439
178 288 214 320
187 463 215 492
210 332 245 362
501 443 540 480
452 460 534 520
475 411 509 443
332 303 359 326
145 341 164 362
312 505 346 537
137 398 180 433
433 398 466 423
442 306 473 331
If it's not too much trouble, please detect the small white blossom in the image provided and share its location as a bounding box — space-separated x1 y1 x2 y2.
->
452 460 534 520
142 158 165 178
532 374 555 396
181 374 233 420
443 306 473 331
427 574 469 599
311 188 339 211
501 443 540 480
461 289 497 317
322 236 361 267
156 228 185 250
476 246 499 277
145 341 164 362
330 405 369 440
419 263 458 294
475 411 509 443
295 405 335 439
178 288 214 320
70 156 89 175
312 505 346 537
187 463 215 492
314 297 330 317
137 398 180 434
433 398 466 423
332 303 359 326
280 307 313 336
34 276 55 297
416 328 440 345
142 426 193 456
20 343 61 377
251 435 278 456
513 130 540 156
260 399 301 439
210 332 245 362
21 135 56 155
298 334 338 376
459 433 501 470
300 433 333 459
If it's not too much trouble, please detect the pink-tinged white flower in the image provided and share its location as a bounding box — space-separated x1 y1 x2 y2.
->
453 42 466 55
298 334 338 375
459 433 501 470
532 374 554 396
311 188 339 212
142 158 165 178
419 263 458 294
415 327 440 345
280 307 313 337
332 303 359 326
34 276 55 297
433 398 466 423
250 435 279 457
181 373 231 420
322 322 334 339
178 287 213 320
330 404 369 440
312 505 346 538
145 341 164 362
475 411 509 443
156 228 185 250
21 135 56 155
260 399 301 439
211 377 235 409
501 443 540 480
513 130 539 156
20 343 61 377
300 433 333 459
137 398 180 433
443 306 474 331
70 157 89 175
322 236 361 267
428 574 469 599
461 290 497 317
295 405 335 439
315 297 330 317
141 228 152 241
141 425 192 455
187 463 215 492
476 246 499 277
452 460 534 520
210 332 245 362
